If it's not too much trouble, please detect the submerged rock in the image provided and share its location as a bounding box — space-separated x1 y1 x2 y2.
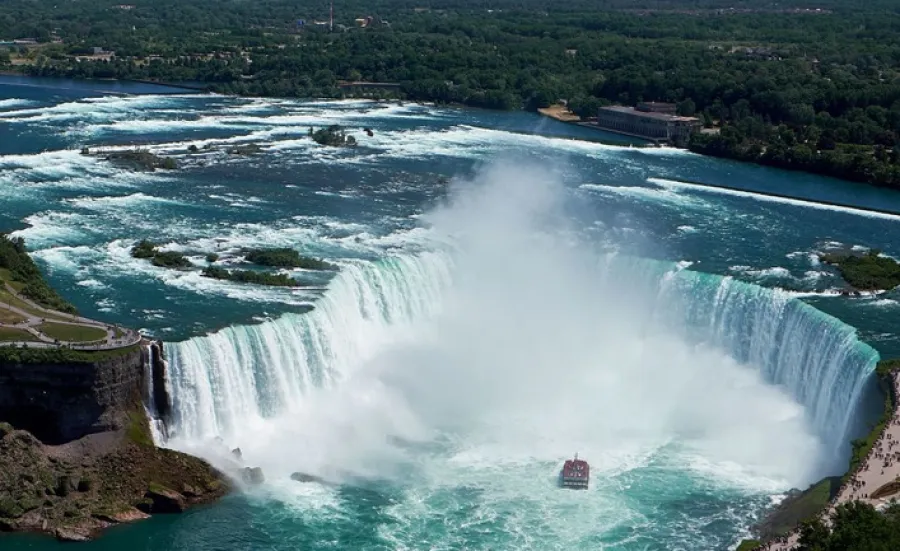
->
241 467 265 485
290 472 325 484
55 526 92 542
231 448 242 461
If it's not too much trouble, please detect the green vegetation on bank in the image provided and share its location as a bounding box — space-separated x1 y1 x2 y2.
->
245 248 336 270
821 250 900 291
0 344 140 364
795 501 900 550
201 266 300 287
754 477 839 540
735 541 762 551
131 240 191 269
2 0 899 187
0 234 76 314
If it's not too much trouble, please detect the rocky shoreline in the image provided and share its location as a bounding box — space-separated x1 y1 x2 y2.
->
0 340 228 542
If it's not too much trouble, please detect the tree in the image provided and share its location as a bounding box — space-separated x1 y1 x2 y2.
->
677 98 696 117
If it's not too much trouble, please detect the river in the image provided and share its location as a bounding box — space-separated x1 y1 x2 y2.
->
1 76 899 550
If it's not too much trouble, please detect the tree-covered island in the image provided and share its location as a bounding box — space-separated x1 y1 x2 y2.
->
1 0 899 187
821 250 900 292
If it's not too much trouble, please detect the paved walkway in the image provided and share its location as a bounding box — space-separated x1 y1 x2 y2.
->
761 371 900 550
0 283 141 350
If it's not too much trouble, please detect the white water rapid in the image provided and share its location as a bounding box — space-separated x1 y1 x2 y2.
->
158 161 878 494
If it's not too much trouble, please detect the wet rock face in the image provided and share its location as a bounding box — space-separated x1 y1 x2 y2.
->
149 341 172 424
141 488 187 514
290 472 326 484
240 467 265 485
0 423 227 541
0 348 144 444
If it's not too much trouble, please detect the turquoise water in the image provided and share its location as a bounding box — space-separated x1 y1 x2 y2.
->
0 76 898 550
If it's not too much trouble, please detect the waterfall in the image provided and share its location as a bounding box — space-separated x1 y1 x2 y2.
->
164 252 454 442
162 251 878 459
142 342 169 443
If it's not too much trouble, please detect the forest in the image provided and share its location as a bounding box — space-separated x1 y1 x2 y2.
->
1 0 900 187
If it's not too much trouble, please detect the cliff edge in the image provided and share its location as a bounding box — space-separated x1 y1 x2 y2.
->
0 343 226 542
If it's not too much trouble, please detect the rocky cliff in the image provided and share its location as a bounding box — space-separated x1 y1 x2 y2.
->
0 346 144 444
0 343 227 541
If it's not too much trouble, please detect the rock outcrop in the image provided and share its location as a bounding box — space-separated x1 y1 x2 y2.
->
291 472 327 484
240 467 265 485
0 346 145 444
0 344 228 541
146 340 173 426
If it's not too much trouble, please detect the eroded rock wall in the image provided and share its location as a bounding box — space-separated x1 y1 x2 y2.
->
0 347 143 444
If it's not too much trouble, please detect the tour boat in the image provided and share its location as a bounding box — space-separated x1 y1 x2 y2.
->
559 453 590 489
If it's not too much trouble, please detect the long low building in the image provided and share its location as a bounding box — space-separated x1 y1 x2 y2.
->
596 102 701 145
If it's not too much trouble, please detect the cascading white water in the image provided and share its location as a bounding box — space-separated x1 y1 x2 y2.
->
163 251 878 461
597 256 879 458
158 162 879 491
165 252 454 443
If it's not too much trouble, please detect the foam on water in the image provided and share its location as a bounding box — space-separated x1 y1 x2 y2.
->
580 182 710 209
0 98 34 110
651 177 900 222
156 163 878 550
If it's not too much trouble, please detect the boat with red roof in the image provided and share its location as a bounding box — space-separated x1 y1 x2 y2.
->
559 453 589 489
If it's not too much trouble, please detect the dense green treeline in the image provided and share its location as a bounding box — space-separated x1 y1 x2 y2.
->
0 235 76 314
794 501 900 550
2 0 900 186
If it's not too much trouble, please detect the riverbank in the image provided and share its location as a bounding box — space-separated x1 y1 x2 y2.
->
0 232 228 542
0 73 203 96
752 359 900 550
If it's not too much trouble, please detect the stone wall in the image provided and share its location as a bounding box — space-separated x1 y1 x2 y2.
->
0 347 144 444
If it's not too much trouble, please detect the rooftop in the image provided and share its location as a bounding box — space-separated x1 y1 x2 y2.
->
600 105 699 122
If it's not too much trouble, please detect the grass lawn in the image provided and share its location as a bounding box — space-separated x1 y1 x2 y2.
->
0 286 70 323
0 306 26 324
39 322 107 343
0 327 36 342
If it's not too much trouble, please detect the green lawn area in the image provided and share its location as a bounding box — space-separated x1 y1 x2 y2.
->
38 322 107 343
0 285 71 323
0 306 26 324
0 327 36 342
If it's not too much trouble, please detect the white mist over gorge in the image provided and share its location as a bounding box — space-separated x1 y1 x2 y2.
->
155 160 877 547
5 85 895 550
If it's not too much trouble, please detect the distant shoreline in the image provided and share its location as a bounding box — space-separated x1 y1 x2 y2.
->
0 72 206 95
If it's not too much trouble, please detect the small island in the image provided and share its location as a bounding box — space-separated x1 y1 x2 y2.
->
821 249 900 291
245 248 336 270
308 125 357 147
227 144 263 156
201 266 301 287
81 148 178 171
131 240 191 269
0 234 227 541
